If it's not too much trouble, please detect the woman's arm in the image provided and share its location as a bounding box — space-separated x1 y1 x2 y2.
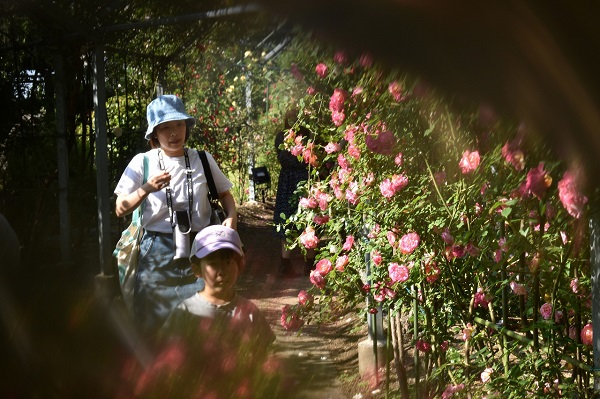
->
115 171 171 217
218 190 238 230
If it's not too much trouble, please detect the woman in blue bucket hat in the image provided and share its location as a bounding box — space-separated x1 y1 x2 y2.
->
114 94 237 338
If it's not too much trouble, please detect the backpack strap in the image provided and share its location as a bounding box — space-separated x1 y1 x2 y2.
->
132 154 149 224
198 150 219 203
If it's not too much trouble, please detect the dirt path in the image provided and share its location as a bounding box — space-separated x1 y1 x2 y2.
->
236 200 360 399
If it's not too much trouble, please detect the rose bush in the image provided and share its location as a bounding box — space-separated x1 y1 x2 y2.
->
269 33 592 398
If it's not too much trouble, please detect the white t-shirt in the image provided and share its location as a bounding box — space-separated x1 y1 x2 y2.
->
114 148 232 233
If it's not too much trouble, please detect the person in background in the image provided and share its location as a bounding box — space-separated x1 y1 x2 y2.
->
273 108 315 276
114 94 237 338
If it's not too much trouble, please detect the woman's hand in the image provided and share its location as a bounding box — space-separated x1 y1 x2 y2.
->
146 171 171 192
115 171 171 217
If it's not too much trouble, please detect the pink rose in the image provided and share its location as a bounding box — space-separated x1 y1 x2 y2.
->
299 227 319 249
510 281 527 296
388 80 406 102
365 129 397 156
333 50 347 65
324 142 341 154
399 232 420 254
315 63 328 78
540 302 553 320
309 270 326 289
335 255 349 272
524 162 552 199
474 288 490 308
359 53 373 68
581 323 593 346
298 290 313 306
281 305 304 330
558 170 588 219
415 339 431 353
299 197 318 209
388 262 409 283
459 150 480 174
342 235 355 251
379 179 395 199
391 174 409 192
315 259 333 276
441 228 454 245
313 214 330 225
371 250 382 266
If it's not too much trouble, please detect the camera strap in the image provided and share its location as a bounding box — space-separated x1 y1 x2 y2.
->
157 148 193 231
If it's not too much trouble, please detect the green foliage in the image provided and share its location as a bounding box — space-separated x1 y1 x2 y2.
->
272 32 593 397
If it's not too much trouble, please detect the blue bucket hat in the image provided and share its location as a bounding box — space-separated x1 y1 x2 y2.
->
145 95 195 140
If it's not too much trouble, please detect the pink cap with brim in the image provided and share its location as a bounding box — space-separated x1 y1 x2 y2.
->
190 225 243 260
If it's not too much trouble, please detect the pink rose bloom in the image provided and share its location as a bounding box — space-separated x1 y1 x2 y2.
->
309 270 326 289
425 262 440 283
474 288 490 308
524 162 552 199
465 243 480 257
313 214 330 225
581 323 593 346
290 143 304 157
306 86 316 95
391 174 409 192
364 172 375 186
416 339 431 353
315 63 329 78
371 250 383 266
281 305 304 330
459 150 480 174
329 88 346 112
331 110 345 126
359 52 373 68
570 278 579 294
451 244 466 258
335 255 349 272
342 235 355 251
442 384 465 399
380 179 395 199
388 262 409 283
510 281 527 296
502 138 525 171
558 170 588 219
345 184 359 205
440 340 449 352
368 224 380 239
298 290 313 306
441 228 454 245
540 302 553 320
299 227 319 249
386 231 398 248
399 232 420 254
394 152 404 166
299 197 318 209
555 310 564 323
333 50 347 65
337 153 350 170
351 86 363 97
388 80 405 102
493 249 503 263
324 142 341 154
365 129 397 155
481 367 493 383
348 143 361 160
315 259 333 276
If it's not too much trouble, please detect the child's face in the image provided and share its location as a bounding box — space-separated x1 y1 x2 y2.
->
199 249 240 298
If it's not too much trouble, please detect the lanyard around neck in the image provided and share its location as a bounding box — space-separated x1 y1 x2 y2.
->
157 148 193 229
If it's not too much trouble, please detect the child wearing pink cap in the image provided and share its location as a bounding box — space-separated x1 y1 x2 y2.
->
157 225 277 397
